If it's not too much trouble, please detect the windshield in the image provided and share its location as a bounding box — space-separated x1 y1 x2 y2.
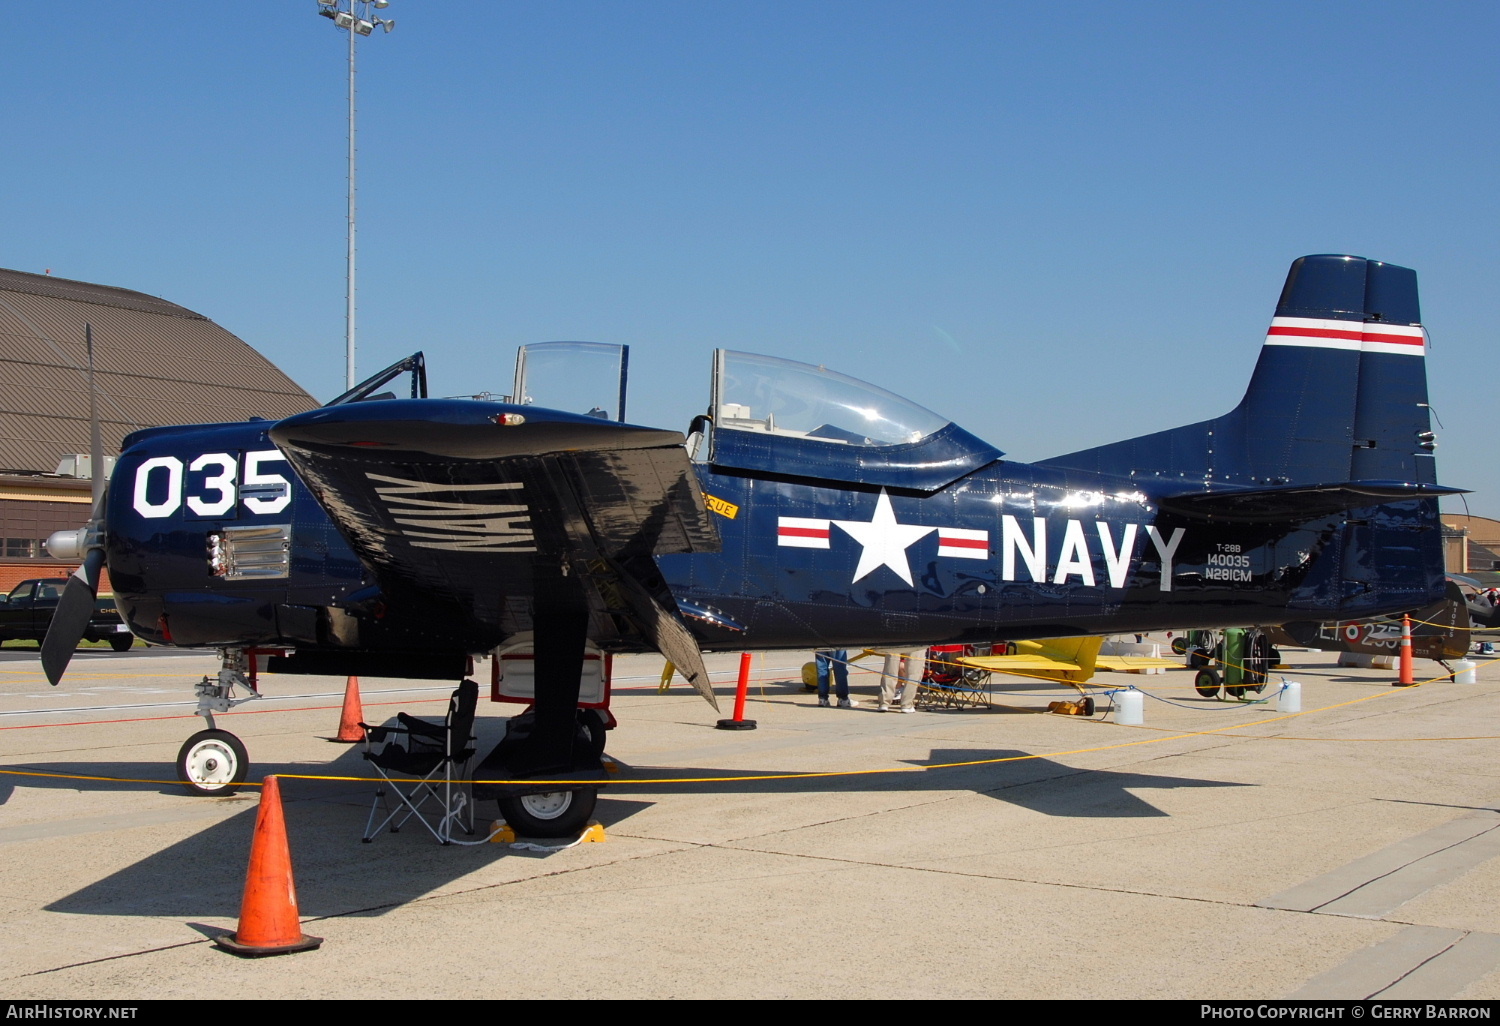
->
513 342 629 422
711 351 949 447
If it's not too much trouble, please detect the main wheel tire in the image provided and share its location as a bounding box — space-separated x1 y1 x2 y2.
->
1187 648 1209 669
109 634 133 652
176 729 248 796
1194 668 1222 698
498 787 599 839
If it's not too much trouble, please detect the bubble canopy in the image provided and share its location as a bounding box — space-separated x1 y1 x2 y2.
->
706 350 1002 491
710 350 951 447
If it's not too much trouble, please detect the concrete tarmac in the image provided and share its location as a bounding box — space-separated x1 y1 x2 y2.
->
2 641 1499 1000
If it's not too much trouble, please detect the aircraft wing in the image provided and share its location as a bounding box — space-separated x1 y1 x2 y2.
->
1093 654 1181 671
269 400 723 706
958 653 1093 682
958 635 1178 684
960 653 1087 674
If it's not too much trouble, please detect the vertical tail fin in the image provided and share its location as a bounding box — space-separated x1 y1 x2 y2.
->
1039 255 1436 490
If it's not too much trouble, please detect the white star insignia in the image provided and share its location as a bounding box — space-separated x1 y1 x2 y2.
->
832 490 934 585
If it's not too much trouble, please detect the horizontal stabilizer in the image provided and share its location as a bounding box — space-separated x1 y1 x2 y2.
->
1159 481 1465 521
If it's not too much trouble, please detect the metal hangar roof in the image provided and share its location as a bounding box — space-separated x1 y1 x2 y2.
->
0 267 316 475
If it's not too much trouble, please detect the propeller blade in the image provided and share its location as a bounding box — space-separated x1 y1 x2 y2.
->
85 323 105 509
44 324 114 687
40 548 104 686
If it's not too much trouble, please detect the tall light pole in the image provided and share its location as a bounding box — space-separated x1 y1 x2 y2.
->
316 0 395 390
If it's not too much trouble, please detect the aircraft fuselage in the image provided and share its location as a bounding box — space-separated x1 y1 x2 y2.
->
103 413 1444 662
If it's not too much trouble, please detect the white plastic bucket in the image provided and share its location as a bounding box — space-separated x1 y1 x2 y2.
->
1277 680 1302 713
1115 689 1143 725
1451 660 1477 684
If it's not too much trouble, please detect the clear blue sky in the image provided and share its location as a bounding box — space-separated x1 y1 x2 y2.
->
6 3 1498 512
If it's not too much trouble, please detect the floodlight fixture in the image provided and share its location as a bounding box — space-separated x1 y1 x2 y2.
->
354 18 374 35
334 10 354 27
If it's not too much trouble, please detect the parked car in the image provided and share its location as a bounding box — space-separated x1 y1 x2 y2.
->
0 578 133 651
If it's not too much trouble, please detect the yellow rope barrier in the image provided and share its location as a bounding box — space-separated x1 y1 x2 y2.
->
2 665 1491 790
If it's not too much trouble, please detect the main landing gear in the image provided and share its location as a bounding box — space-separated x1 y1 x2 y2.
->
474 590 610 838
480 706 607 838
177 648 261 795
497 786 599 838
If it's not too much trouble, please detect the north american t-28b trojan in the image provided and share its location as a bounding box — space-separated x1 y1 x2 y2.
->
43 254 1456 834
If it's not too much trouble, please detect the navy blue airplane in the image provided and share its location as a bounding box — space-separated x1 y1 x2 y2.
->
42 255 1457 835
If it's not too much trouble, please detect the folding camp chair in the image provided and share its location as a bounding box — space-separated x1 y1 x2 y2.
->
361 679 478 844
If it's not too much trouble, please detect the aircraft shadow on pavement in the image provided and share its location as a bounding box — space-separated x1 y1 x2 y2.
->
36 744 1244 920
605 747 1247 820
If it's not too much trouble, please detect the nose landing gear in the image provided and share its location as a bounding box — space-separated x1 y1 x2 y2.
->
177 728 249 795
177 647 262 795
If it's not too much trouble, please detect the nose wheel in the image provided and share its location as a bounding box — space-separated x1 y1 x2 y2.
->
176 728 248 795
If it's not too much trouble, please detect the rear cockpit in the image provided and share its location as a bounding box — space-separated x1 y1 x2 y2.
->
701 349 1002 490
707 350 951 448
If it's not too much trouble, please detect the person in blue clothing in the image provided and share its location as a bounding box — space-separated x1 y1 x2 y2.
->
815 650 856 708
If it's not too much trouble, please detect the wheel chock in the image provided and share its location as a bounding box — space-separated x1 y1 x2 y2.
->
488 821 518 844
602 758 621 775
580 821 607 843
1047 699 1094 716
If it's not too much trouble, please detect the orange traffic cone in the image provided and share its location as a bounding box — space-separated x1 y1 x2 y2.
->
216 776 323 957
1394 614 1416 687
332 675 365 743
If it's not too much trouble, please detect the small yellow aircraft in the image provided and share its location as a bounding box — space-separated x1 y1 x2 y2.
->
959 636 1179 682
955 636 1181 713
798 637 1180 714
